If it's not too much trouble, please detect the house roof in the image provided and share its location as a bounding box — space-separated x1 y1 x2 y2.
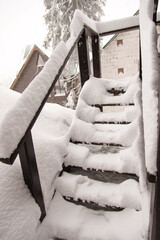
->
10 45 48 89
103 10 139 49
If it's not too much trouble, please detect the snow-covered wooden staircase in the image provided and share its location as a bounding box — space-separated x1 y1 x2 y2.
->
50 74 146 240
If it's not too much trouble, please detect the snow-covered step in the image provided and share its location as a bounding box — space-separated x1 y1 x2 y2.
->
70 117 138 147
56 172 141 211
49 192 143 240
80 75 139 106
94 123 128 132
94 106 137 123
63 166 139 184
65 143 139 177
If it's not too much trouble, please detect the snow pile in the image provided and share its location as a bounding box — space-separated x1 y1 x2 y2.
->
65 142 139 176
96 15 139 34
0 86 74 239
139 0 160 175
79 75 139 105
0 41 68 160
32 102 74 208
0 161 40 240
36 192 143 240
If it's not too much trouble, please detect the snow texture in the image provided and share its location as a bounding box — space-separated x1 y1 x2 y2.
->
96 15 139 34
35 192 144 240
139 0 160 175
56 172 141 210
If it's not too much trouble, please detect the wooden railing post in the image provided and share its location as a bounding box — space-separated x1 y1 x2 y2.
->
91 34 101 78
77 28 90 86
19 131 46 221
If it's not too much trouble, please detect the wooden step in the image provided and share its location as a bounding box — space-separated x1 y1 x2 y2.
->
70 139 124 148
63 166 139 184
93 121 131 124
68 142 126 154
107 88 126 96
64 196 124 212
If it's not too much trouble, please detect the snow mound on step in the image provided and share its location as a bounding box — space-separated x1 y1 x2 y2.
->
37 192 144 240
80 74 140 105
56 172 141 210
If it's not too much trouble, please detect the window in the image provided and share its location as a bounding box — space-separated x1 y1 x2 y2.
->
117 39 123 47
118 68 124 75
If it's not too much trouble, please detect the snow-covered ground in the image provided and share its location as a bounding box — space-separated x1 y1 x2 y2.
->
0 84 74 240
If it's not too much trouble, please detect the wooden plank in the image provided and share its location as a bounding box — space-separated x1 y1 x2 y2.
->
64 166 139 183
19 131 46 221
77 28 90 86
70 139 123 147
91 35 101 78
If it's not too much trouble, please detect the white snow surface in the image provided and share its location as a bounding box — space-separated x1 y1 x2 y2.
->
139 0 160 175
65 142 139 176
35 192 144 240
0 85 74 240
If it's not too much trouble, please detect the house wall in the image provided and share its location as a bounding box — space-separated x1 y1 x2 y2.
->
12 51 47 93
101 29 140 79
11 49 69 106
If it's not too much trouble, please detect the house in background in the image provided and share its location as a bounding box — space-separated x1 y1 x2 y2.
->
11 45 48 93
101 29 140 79
101 11 141 79
10 44 78 106
101 9 160 80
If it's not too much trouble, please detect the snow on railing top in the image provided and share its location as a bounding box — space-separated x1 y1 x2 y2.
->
67 9 140 50
139 0 160 175
96 15 139 34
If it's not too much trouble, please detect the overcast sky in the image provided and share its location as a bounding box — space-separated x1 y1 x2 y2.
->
0 0 156 87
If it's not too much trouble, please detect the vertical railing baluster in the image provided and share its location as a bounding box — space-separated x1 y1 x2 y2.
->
19 131 46 222
91 34 101 78
77 28 90 86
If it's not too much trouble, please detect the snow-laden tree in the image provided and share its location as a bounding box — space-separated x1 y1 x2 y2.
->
43 0 106 49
